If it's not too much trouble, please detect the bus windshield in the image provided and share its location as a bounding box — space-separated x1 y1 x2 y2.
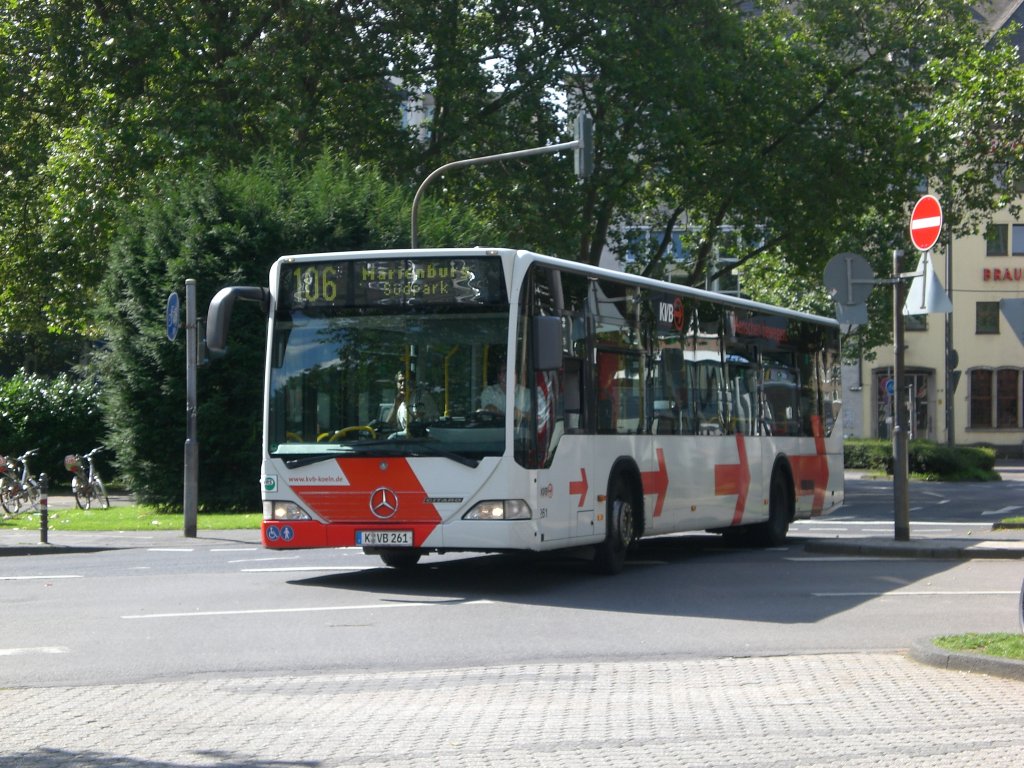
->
267 256 511 462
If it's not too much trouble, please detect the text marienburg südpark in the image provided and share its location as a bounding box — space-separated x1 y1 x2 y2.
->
361 261 473 283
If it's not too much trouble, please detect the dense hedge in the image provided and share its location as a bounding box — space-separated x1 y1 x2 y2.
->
0 369 105 486
95 153 494 511
844 438 998 481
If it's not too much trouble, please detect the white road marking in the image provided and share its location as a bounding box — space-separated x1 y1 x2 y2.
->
814 590 1018 598
981 505 1022 517
122 599 494 620
147 548 194 553
0 646 69 656
796 520 990 528
786 561 892 565
241 566 371 573
0 574 83 581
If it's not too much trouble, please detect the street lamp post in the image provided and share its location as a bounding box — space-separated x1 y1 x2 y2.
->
410 113 592 248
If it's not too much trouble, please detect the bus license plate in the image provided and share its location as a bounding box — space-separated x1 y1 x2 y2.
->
357 530 413 547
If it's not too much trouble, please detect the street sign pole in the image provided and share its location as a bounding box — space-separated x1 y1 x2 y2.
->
945 238 954 446
184 279 198 538
892 250 910 542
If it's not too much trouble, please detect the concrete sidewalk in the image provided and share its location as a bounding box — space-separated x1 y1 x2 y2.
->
803 530 1024 559
804 458 1024 559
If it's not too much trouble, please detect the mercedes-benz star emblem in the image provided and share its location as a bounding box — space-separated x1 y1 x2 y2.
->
369 487 399 520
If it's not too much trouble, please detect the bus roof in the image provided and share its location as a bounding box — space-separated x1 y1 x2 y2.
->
274 247 839 329
520 251 839 329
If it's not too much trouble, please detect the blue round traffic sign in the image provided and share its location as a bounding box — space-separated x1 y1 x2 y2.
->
166 292 180 341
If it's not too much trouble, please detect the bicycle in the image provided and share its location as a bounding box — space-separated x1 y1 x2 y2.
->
65 447 110 510
0 448 42 517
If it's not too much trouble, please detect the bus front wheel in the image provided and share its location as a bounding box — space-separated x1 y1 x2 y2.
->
593 475 637 575
378 549 422 569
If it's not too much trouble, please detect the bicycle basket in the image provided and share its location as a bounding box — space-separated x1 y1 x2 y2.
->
64 454 82 473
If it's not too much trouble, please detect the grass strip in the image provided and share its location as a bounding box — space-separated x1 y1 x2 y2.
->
1 505 260 531
934 632 1024 660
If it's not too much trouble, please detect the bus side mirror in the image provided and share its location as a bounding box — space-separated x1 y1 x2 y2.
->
532 316 563 371
206 286 269 354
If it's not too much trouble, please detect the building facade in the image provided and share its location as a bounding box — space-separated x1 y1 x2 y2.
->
843 204 1024 456
843 1 1024 456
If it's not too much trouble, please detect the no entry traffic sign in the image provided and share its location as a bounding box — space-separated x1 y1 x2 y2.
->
910 194 942 251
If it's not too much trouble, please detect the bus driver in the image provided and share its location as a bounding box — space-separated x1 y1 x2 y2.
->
480 366 529 419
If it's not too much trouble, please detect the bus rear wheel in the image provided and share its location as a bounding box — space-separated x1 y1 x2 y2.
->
750 468 792 547
378 549 422 569
593 475 637 575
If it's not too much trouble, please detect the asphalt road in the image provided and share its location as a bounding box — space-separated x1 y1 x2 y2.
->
2 472 1022 688
2 469 1023 767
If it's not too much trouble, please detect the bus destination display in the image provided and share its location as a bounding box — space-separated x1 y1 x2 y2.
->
281 257 507 309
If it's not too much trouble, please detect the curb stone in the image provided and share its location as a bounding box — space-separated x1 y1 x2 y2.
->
803 537 1024 559
909 638 1024 682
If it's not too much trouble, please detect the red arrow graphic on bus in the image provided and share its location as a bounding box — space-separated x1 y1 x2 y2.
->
715 433 750 525
641 448 669 517
569 468 588 508
789 416 830 516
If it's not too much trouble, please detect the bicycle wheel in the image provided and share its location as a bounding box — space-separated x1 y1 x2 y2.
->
23 478 41 512
0 475 20 515
72 475 89 510
92 477 110 510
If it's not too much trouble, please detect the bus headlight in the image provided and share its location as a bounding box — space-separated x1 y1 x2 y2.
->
264 501 312 521
463 500 532 521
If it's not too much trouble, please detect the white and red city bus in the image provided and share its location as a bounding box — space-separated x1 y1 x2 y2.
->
208 247 843 573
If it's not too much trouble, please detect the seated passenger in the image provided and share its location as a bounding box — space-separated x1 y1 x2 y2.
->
389 370 439 431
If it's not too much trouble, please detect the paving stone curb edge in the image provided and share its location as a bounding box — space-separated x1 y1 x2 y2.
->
909 638 1024 682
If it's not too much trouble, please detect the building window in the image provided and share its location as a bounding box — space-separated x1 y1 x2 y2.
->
905 314 927 332
969 368 1023 429
1014 224 1024 256
976 302 1000 334
987 223 1008 256
970 369 993 428
997 369 1022 428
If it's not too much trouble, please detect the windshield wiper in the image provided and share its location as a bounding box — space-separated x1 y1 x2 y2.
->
396 440 480 468
282 452 347 469
280 440 479 468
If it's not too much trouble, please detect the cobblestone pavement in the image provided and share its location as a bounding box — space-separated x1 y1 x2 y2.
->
3 653 1024 767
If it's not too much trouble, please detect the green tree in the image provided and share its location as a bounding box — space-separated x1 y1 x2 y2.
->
0 369 103 482
567 1 1024 287
4 0 1024 357
96 152 494 509
1 0 409 339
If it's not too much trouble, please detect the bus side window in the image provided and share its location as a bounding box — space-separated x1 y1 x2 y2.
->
596 351 614 433
697 361 725 434
564 357 583 432
727 366 755 435
597 350 642 434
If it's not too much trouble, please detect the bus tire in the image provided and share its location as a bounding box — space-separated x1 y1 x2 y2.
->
750 466 792 547
593 474 637 575
379 549 422 569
